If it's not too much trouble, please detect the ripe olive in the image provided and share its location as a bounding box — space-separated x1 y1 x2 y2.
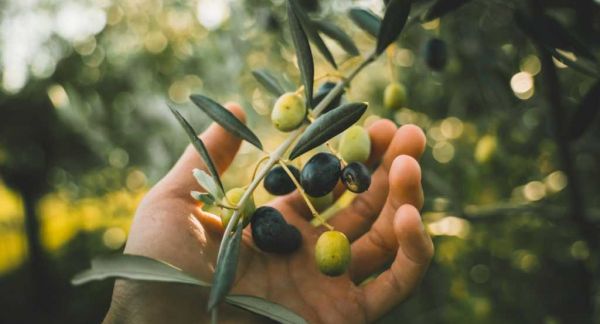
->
271 92 306 132
300 153 341 197
308 192 334 212
383 82 406 110
251 206 302 254
311 81 344 114
338 125 371 163
424 38 447 71
221 188 255 229
264 165 300 196
341 162 371 193
315 230 351 276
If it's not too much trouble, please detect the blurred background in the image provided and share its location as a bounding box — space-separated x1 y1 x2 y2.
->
1 0 599 323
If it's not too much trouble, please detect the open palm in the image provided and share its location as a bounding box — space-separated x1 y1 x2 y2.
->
105 104 433 324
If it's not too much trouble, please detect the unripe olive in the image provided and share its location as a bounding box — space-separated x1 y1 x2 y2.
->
221 188 255 229
341 162 371 193
315 230 351 276
338 125 371 163
383 82 406 110
311 81 344 114
251 206 302 254
308 192 334 212
424 38 447 71
263 165 300 196
300 153 341 197
271 92 306 132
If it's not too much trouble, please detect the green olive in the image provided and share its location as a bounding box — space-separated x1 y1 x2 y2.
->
315 230 351 276
221 188 255 228
308 192 334 212
383 82 406 110
271 92 306 132
338 125 371 163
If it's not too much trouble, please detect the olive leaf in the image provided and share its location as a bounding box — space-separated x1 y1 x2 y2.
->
288 0 337 69
515 11 597 62
549 48 600 78
193 168 225 201
71 254 210 287
226 295 307 324
287 0 314 107
569 79 600 140
168 104 224 192
207 225 243 310
252 69 286 97
191 190 216 205
423 0 471 22
289 102 368 159
348 7 381 38
313 20 360 57
190 95 263 150
72 255 309 323
376 0 411 56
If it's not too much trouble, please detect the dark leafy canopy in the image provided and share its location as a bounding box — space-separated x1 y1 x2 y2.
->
252 69 286 97
514 11 597 62
208 226 243 311
376 0 411 55
287 0 315 108
190 95 263 150
313 20 360 56
423 0 471 21
287 0 337 69
348 7 381 38
289 102 367 159
569 79 600 140
167 105 224 192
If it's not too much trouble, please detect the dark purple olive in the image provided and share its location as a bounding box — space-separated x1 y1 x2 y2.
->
264 165 300 196
251 206 302 254
300 153 341 197
341 162 371 193
424 38 447 71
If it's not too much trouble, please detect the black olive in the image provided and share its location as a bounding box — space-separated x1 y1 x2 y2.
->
341 162 371 193
300 153 341 197
264 165 300 196
424 38 448 71
251 206 302 254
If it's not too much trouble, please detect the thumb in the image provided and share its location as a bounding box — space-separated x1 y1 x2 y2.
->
160 102 246 198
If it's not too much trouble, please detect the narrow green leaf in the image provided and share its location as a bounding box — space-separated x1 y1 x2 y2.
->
208 226 243 310
168 105 224 192
190 95 263 150
423 0 470 22
71 254 210 287
288 0 337 68
376 0 411 55
226 295 307 324
193 168 224 200
252 69 286 97
191 190 216 205
549 48 600 78
348 8 381 38
313 20 360 56
289 102 368 159
569 80 600 140
515 11 597 62
287 0 314 107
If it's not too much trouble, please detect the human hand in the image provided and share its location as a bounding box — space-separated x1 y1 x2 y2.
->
105 103 433 324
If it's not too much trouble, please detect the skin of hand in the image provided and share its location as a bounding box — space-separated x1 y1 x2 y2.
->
104 103 434 324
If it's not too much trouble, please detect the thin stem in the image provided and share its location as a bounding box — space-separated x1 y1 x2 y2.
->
251 155 271 182
278 160 334 230
325 142 346 167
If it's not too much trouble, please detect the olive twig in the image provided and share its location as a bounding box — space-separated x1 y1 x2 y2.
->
278 160 334 230
251 155 271 182
325 142 347 168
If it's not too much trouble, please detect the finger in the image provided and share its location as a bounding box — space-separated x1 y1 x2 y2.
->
159 103 245 198
349 155 424 282
327 125 426 239
362 205 433 322
275 119 398 220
